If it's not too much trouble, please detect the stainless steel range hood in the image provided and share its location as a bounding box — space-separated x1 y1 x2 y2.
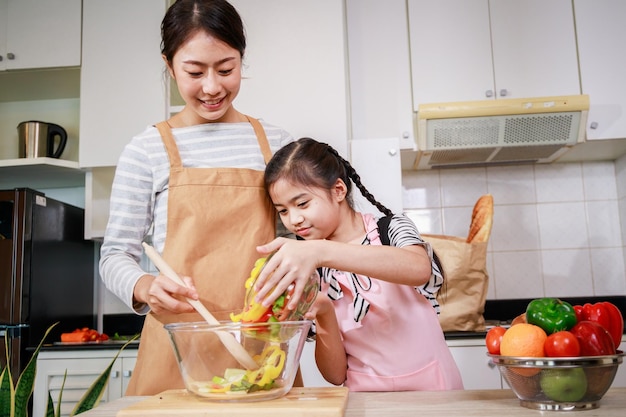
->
412 95 589 169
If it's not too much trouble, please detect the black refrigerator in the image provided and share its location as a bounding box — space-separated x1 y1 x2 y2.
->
0 188 95 382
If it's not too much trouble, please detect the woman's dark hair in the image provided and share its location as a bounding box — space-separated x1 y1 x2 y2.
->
264 137 393 217
161 0 246 64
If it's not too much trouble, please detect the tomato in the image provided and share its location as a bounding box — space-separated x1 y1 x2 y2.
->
570 321 616 356
485 326 507 354
544 330 581 357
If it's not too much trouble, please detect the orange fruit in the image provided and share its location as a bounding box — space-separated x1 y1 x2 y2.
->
501 323 547 356
500 323 547 377
510 312 527 326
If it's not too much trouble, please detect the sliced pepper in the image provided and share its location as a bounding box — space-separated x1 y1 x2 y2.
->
573 301 624 348
247 345 285 386
526 298 577 334
230 257 271 322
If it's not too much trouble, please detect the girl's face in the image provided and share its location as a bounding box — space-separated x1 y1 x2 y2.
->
269 178 346 240
166 30 242 124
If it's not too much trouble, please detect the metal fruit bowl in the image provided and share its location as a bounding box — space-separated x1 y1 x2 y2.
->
489 352 624 411
165 320 312 402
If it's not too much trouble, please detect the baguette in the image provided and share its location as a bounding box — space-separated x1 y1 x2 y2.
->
466 194 493 243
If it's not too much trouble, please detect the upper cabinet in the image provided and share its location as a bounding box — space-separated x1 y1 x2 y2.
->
229 0 349 156
574 0 626 141
408 0 580 108
0 0 81 71
79 0 168 168
345 0 415 150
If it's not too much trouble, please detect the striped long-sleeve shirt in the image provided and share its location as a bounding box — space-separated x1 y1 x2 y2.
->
99 121 293 313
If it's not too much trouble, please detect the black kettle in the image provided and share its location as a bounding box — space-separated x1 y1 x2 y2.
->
17 121 67 159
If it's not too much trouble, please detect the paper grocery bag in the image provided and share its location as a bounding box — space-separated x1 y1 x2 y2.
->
423 234 489 332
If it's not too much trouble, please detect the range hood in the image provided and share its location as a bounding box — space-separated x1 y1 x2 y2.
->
412 95 589 169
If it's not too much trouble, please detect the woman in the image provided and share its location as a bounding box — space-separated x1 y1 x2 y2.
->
99 0 292 395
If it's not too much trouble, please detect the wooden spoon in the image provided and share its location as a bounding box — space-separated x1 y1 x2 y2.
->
142 242 259 370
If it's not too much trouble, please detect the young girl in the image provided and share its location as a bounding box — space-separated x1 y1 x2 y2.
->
99 0 293 395
255 137 463 391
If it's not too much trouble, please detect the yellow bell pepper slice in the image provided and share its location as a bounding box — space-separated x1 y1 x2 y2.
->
231 257 270 322
247 344 286 386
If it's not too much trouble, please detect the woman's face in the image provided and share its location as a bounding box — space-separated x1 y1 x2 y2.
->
269 178 346 240
167 30 242 124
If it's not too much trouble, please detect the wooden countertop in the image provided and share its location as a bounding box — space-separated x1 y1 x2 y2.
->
79 387 626 417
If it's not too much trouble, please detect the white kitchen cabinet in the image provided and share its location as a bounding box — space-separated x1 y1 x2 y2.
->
0 0 81 71
345 0 415 150
229 0 349 157
447 339 503 390
574 0 626 141
408 0 580 108
33 349 138 417
84 167 116 239
79 0 168 168
350 137 403 215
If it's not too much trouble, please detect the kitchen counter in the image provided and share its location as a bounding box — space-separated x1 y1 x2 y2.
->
77 387 626 417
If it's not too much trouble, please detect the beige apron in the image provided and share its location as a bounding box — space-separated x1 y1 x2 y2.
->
126 116 276 395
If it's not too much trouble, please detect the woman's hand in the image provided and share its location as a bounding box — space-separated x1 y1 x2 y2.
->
254 237 320 311
134 273 198 314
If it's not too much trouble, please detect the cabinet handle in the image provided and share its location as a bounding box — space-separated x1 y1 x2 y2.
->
488 361 496 369
0 55 3 62
590 121 598 130
7 53 15 60
111 371 120 378
499 89 508 97
402 131 410 139
123 370 132 377
388 148 398 156
485 90 494 98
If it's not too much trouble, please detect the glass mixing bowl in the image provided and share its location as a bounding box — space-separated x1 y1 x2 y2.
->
165 320 312 402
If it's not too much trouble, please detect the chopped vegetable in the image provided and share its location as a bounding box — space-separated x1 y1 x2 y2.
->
60 327 109 343
197 344 286 393
230 256 295 324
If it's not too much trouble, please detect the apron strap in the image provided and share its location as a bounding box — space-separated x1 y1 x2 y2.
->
245 115 273 164
156 116 272 169
155 121 183 171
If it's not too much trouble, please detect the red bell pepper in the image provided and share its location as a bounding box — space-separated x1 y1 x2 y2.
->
570 321 616 356
573 302 623 348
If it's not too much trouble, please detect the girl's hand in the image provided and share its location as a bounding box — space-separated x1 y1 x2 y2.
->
255 237 320 311
304 294 334 322
134 273 198 314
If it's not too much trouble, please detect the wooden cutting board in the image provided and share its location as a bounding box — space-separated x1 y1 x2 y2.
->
116 387 349 417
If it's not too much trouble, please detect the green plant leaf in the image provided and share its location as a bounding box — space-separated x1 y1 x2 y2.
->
0 363 15 417
2 330 16 417
13 322 58 417
54 370 67 417
70 336 139 416
45 392 55 417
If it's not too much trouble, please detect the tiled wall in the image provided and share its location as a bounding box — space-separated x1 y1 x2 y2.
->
402 158 626 301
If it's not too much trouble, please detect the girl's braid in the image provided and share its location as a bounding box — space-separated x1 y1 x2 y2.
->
326 146 394 217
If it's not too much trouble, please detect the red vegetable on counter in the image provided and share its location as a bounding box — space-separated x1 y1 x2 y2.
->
60 327 109 343
573 301 623 348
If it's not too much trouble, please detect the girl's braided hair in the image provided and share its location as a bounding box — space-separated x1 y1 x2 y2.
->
264 137 393 217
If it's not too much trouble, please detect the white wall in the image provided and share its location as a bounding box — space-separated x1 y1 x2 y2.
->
402 160 626 300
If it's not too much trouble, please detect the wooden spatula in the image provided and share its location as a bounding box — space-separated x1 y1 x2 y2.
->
142 242 259 370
